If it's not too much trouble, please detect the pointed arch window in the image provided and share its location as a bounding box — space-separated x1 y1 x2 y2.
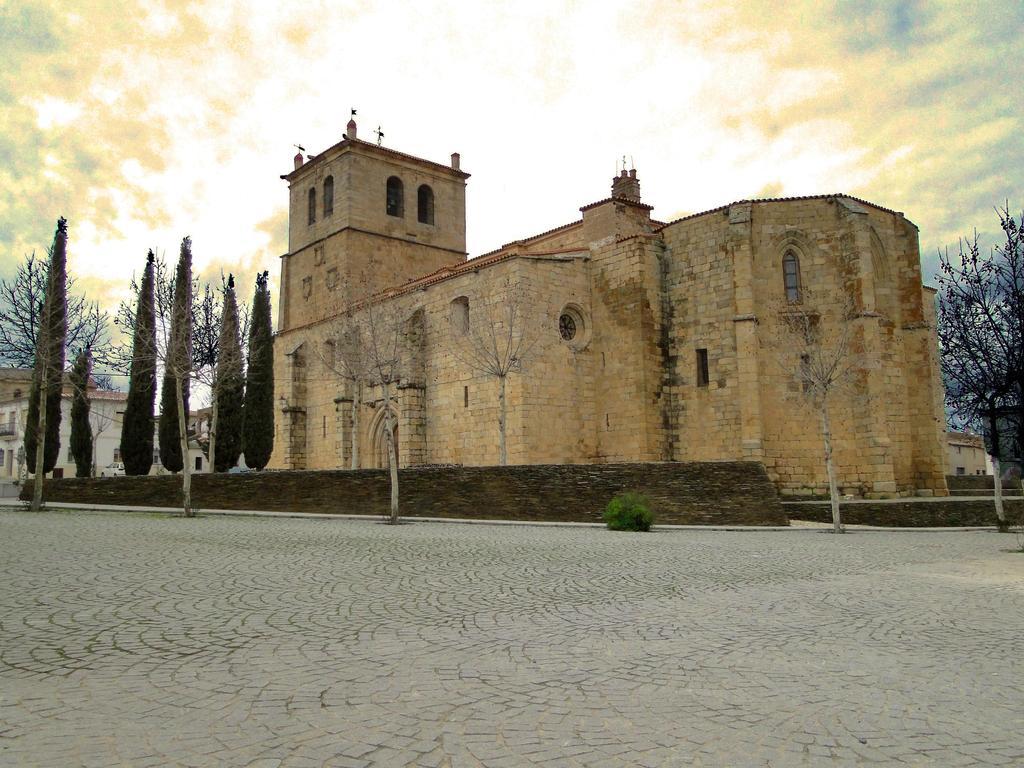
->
783 250 802 303
386 176 404 217
323 175 334 217
307 187 316 225
417 184 435 225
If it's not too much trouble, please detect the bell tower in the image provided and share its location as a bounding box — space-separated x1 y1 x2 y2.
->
278 117 469 332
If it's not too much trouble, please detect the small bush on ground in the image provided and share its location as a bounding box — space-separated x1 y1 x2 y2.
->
604 492 654 531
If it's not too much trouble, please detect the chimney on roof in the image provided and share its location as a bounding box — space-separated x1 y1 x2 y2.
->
451 152 460 170
611 167 641 202
346 117 357 140
293 152 304 170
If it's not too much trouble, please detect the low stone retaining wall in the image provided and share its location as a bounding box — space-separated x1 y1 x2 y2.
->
22 461 787 526
946 474 1023 495
785 498 1024 528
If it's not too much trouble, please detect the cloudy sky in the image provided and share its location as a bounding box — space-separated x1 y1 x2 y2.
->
1 0 1021 321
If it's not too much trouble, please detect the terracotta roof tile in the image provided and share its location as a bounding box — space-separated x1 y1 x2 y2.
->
579 196 654 213
655 194 915 231
282 137 470 182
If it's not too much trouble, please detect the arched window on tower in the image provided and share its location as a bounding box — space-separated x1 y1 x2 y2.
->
782 250 802 303
417 184 435 225
323 176 334 217
308 187 316 225
386 176 404 217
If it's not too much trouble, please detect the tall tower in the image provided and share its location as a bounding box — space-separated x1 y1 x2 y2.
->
278 118 469 332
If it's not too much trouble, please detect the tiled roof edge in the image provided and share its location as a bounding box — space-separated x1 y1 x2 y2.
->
655 194 917 231
282 137 470 182
579 196 654 213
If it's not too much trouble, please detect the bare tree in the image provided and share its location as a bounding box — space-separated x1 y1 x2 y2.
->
762 288 869 533
362 294 405 524
937 206 1024 532
126 238 197 516
0 250 114 369
447 278 548 465
313 316 371 470
115 256 249 378
88 403 117 477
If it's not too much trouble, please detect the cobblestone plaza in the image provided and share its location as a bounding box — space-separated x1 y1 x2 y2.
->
1 510 1022 767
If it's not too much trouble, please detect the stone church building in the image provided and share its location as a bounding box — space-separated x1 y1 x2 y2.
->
269 118 949 498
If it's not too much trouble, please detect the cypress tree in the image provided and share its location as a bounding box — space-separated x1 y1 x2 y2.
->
24 217 68 477
23 302 46 473
242 271 274 470
120 251 157 475
158 238 192 473
214 275 244 471
69 348 93 477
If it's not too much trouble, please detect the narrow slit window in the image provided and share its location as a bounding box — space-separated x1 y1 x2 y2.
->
783 250 801 303
696 348 709 387
323 175 334 217
463 386 469 408
308 187 316 225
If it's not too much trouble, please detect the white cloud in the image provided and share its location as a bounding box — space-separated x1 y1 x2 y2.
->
1 0 1020 311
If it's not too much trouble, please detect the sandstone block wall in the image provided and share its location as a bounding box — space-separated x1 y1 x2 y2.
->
658 197 948 498
272 135 949 500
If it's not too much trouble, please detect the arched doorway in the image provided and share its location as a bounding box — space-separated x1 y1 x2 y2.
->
369 405 399 469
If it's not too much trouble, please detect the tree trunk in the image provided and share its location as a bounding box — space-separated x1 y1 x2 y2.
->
498 375 507 466
351 380 361 470
381 382 399 524
175 374 193 517
992 455 1006 531
208 396 218 473
822 404 842 533
31 377 48 512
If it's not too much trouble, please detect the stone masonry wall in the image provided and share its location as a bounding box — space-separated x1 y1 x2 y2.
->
785 498 1024 527
656 197 947 498
272 143 949 502
23 461 787 526
946 474 1023 494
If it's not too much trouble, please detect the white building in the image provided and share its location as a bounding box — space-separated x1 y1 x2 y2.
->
0 368 210 479
0 386 128 479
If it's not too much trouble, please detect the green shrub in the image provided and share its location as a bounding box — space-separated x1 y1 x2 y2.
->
604 492 654 531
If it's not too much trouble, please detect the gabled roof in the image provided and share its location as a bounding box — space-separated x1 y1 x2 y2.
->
579 195 654 213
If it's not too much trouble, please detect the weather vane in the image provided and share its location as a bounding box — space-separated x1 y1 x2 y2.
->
375 126 385 146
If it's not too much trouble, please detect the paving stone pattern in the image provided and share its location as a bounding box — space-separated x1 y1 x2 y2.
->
2 510 1023 767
